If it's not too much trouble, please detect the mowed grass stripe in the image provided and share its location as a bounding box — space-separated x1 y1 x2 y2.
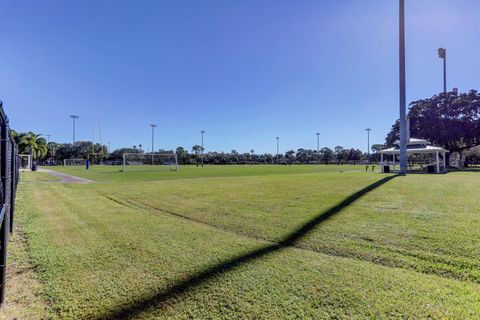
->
90 169 480 282
51 164 364 182
106 174 480 283
16 169 480 319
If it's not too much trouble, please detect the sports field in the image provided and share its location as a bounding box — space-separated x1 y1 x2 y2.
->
12 165 480 319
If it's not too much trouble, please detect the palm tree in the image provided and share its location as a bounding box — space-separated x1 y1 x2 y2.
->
15 132 47 160
192 145 204 166
192 145 204 155
47 142 57 159
10 130 25 146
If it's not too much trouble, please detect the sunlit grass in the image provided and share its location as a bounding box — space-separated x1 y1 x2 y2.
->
15 166 480 319
51 164 364 181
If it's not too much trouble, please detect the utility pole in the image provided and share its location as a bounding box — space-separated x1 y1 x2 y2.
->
70 115 79 145
276 137 279 164
365 128 371 162
438 48 447 93
399 0 407 174
150 124 156 164
201 130 205 166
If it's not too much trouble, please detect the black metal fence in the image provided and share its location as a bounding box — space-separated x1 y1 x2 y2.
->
0 101 19 307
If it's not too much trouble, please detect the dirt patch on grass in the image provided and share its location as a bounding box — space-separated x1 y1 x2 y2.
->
38 168 94 183
0 226 51 320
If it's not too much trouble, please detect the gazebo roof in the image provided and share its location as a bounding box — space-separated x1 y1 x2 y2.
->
379 144 448 155
393 138 431 146
380 137 448 155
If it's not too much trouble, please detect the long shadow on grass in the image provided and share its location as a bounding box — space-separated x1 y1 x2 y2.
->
95 174 398 320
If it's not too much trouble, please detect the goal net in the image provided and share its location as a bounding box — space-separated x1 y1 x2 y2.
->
122 153 178 172
64 159 87 167
19 154 32 171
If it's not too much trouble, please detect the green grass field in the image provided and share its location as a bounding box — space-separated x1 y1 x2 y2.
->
13 165 480 319
51 164 364 181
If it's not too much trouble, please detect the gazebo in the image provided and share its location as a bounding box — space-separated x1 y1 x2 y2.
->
379 137 448 174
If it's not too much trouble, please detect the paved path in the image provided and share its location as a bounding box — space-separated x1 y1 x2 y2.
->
38 168 95 184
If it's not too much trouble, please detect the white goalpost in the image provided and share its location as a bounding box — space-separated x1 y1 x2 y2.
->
18 154 33 171
122 153 179 172
64 159 87 167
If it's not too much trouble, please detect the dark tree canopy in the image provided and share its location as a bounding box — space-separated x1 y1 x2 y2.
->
386 90 480 153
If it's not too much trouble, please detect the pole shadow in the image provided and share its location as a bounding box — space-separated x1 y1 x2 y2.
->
95 174 398 320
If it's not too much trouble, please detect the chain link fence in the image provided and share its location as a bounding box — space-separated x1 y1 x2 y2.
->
0 100 20 306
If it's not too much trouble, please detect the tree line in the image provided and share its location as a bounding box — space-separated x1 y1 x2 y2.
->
10 131 108 163
9 132 368 165
12 89 480 166
384 89 480 163
175 146 366 165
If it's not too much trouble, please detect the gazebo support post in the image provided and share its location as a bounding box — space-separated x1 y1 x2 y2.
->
443 152 447 173
436 151 440 174
381 153 384 173
393 154 396 171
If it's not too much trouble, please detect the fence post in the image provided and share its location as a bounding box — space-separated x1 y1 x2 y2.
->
0 101 18 307
0 107 7 305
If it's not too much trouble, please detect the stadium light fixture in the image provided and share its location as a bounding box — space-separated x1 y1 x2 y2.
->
70 115 79 145
437 48 447 93
399 0 407 174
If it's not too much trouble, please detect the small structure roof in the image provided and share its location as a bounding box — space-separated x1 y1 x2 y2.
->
378 137 448 174
393 137 431 146
379 144 448 155
380 136 448 155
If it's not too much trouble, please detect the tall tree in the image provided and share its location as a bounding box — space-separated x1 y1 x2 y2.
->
386 90 480 154
334 146 344 164
175 147 188 165
15 132 47 159
371 144 386 153
192 145 204 165
320 147 334 164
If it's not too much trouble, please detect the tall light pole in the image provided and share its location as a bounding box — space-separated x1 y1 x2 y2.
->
399 0 407 174
316 133 320 164
201 130 205 166
438 48 447 93
276 137 279 164
70 115 79 145
365 128 371 163
150 124 156 164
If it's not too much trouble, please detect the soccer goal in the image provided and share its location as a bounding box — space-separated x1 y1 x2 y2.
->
64 159 87 167
122 153 178 172
18 154 32 171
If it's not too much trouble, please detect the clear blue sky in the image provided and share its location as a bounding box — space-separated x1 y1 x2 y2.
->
1 0 479 154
